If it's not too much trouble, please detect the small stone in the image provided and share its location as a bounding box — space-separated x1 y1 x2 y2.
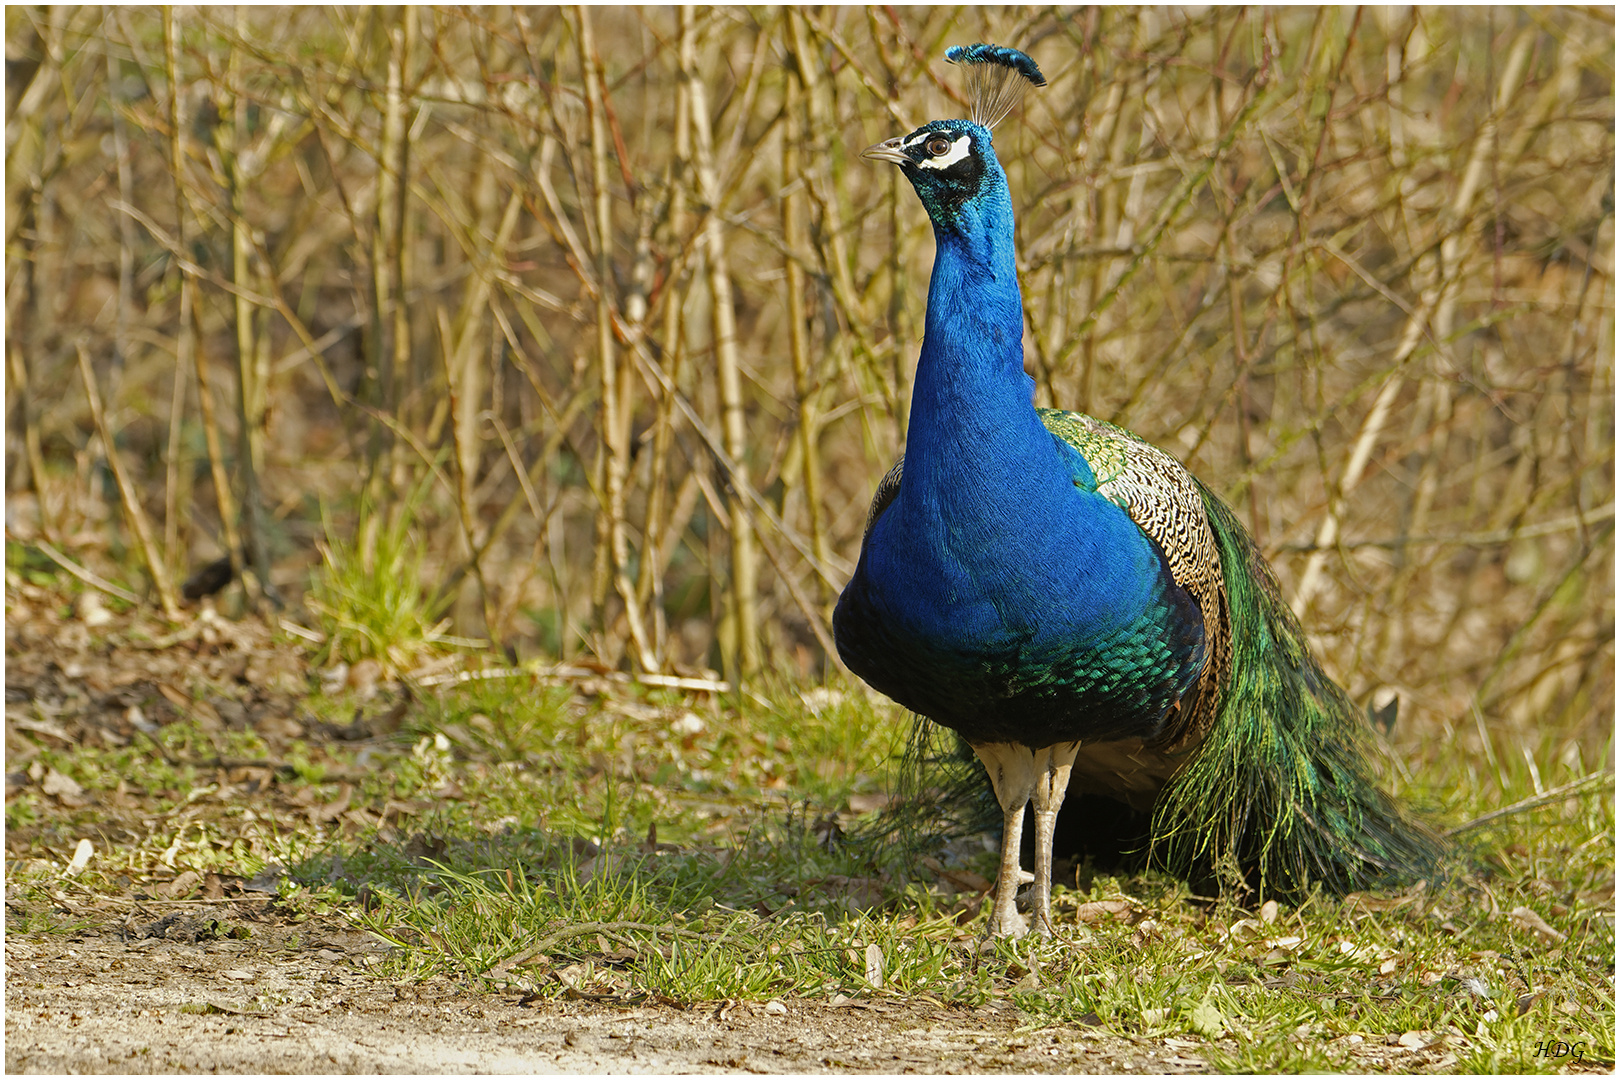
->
765 1000 787 1016
75 592 113 627
671 712 706 737
221 969 255 982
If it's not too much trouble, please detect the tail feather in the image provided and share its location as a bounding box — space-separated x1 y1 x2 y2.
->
1149 484 1451 897
863 718 999 865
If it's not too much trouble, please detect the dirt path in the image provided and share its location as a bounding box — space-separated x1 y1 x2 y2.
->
5 921 1191 1074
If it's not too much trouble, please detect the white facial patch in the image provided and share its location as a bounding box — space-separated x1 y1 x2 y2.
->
915 133 973 171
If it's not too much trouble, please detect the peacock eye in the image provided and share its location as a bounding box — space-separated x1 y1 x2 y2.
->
926 135 952 157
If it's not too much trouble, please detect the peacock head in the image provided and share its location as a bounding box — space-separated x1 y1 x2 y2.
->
863 44 1045 238
863 119 1002 233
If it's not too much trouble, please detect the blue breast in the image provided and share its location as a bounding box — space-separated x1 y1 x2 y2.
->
834 423 1208 748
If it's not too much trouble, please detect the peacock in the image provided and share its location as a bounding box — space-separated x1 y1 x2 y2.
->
832 44 1449 938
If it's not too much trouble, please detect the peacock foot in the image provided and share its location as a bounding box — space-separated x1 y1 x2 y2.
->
985 909 1029 939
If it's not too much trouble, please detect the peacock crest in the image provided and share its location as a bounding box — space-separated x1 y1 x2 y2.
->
944 43 1046 128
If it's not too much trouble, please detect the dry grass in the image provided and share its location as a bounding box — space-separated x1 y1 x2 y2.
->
6 7 1613 808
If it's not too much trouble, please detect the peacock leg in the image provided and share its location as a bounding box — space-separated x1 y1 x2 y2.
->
1028 742 1081 937
972 742 1038 938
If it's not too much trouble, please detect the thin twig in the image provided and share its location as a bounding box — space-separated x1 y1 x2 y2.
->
489 919 719 976
75 340 180 618
31 540 142 605
1446 771 1615 837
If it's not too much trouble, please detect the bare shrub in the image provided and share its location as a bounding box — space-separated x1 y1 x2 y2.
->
6 7 1611 797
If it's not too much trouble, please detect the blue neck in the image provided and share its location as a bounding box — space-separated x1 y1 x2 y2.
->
900 189 1071 523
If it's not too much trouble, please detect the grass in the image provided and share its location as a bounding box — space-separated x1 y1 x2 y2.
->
5 576 1611 1073
305 485 458 674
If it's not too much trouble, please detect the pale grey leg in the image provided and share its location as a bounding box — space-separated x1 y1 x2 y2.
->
988 795 1029 938
1028 742 1081 937
971 742 1038 939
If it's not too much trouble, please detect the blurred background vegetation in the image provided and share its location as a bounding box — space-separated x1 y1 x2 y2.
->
6 7 1613 805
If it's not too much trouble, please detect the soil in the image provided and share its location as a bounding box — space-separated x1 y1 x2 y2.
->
5 911 1193 1074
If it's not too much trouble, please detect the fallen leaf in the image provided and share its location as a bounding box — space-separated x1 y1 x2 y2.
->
63 838 93 877
920 857 990 894
13 718 73 743
309 783 353 824
190 699 223 732
1508 906 1566 942
256 714 304 740
41 769 85 800
163 870 203 898
1343 892 1413 913
864 942 884 989
1074 899 1134 923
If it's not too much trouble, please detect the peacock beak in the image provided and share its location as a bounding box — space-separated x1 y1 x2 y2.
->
862 137 911 165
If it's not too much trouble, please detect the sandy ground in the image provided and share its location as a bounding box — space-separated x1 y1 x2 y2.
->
5 915 1197 1074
